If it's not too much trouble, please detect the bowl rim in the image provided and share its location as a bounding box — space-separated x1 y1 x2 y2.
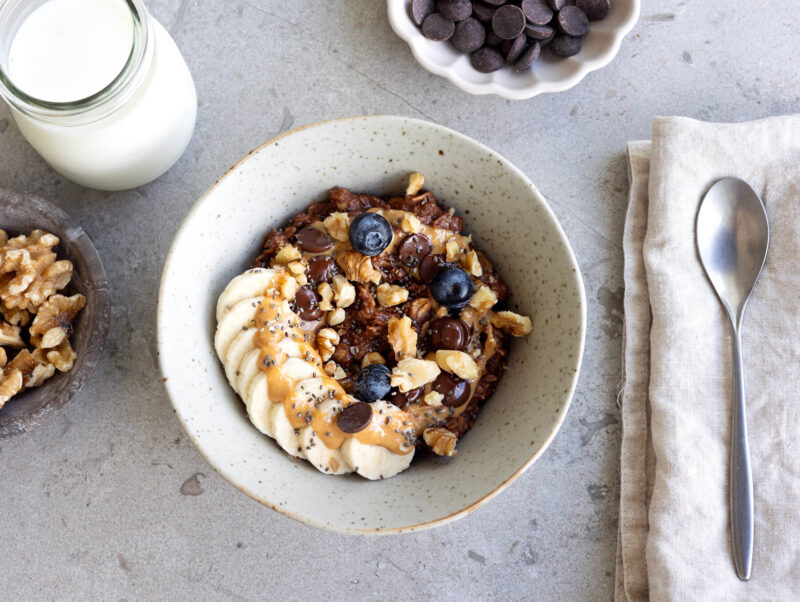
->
157 114 587 534
0 189 110 439
386 0 641 100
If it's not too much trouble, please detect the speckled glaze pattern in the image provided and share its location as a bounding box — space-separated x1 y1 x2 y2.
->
157 115 586 533
0 190 110 439
387 0 641 99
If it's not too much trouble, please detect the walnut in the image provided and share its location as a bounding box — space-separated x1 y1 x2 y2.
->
317 282 334 311
400 212 423 234
336 251 381 285
390 358 440 392
7 349 55 388
0 230 7 246
322 212 350 242
423 391 444 407
323 361 337 377
387 316 417 360
406 172 424 196
1 303 31 327
469 286 498 311
405 297 433 324
490 311 532 336
272 244 301 265
35 340 77 372
361 352 386 368
445 238 461 263
277 272 298 300
423 427 458 457
316 328 340 362
376 283 408 307
435 350 480 380
0 246 72 312
29 294 86 349
0 347 6 368
327 307 345 326
287 261 307 286
0 320 24 347
333 365 347 380
461 250 483 277
0 369 23 408
330 275 355 308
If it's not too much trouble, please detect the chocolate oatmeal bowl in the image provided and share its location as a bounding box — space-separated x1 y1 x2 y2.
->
158 116 586 533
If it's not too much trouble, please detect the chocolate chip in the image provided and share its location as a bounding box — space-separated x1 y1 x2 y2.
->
429 317 470 350
432 372 471 407
337 402 373 434
437 0 472 21
471 2 497 22
390 387 423 408
557 5 589 36
491 4 526 39
484 28 503 46
452 17 486 54
307 255 337 283
470 46 504 72
514 40 541 69
548 0 569 9
520 0 553 25
292 285 323 321
576 0 610 20
398 233 433 267
411 0 436 25
419 253 450 283
422 13 456 41
295 226 333 253
524 23 553 39
482 0 507 5
549 33 583 57
503 34 528 62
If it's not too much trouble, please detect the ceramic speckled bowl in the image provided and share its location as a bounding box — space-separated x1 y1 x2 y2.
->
158 116 585 533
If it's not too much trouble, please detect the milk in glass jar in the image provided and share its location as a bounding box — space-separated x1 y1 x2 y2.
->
0 0 197 190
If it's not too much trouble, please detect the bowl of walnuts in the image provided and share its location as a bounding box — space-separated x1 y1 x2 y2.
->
0 189 109 439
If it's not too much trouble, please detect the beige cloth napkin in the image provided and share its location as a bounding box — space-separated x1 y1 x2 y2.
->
616 116 800 601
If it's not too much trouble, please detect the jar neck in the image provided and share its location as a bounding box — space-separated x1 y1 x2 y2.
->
0 0 154 126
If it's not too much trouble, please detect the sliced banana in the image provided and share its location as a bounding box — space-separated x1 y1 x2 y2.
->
216 268 278 322
215 297 261 354
270 401 304 459
235 348 262 394
243 372 273 437
223 329 257 386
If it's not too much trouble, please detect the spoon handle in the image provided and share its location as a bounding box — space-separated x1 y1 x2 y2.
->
730 324 754 580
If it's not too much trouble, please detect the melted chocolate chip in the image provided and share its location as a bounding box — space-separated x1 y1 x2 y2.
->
295 226 333 253
292 285 323 321
307 255 337 283
432 372 471 407
398 233 433 267
419 253 451 283
390 387 424 408
428 317 470 351
337 401 373 434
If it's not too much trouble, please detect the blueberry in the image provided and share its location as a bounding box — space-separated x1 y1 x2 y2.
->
349 213 393 256
430 267 475 308
353 363 392 403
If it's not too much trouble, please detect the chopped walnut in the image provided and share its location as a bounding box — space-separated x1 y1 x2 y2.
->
469 285 498 311
323 361 337 377
423 427 458 457
322 212 350 242
327 307 345 326
490 311 532 336
423 391 444 407
272 244 301 265
376 283 409 308
330 275 355 308
445 238 461 263
29 293 86 349
35 340 76 372
406 172 424 196
7 349 55 388
336 251 381 285
1 303 31 327
0 243 73 311
435 350 480 380
400 213 423 234
405 297 433 324
277 272 298 300
0 368 23 408
461 250 483 277
390 358 440 392
0 230 7 247
317 282 334 311
333 365 347 380
387 316 417 360
287 260 307 286
0 347 6 368
361 352 385 368
0 320 24 347
316 328 340 362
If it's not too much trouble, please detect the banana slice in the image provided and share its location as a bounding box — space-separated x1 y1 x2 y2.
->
299 399 351 475
215 297 261 355
216 268 278 322
235 348 262 395
270 402 304 459
243 372 273 437
223 329 257 387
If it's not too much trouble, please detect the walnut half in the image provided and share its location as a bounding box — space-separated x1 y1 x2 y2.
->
336 252 381 285
489 311 532 336
387 316 417 360
423 427 458 457
390 358 440 392
29 293 86 349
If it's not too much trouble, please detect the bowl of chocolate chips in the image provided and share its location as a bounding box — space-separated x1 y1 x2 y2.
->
387 0 640 99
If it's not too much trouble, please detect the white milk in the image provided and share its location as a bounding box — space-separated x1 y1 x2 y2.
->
0 0 197 190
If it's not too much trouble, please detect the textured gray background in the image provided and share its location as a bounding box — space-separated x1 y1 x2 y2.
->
1 0 797 600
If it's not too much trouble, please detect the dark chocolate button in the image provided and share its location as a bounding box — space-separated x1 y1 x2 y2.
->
432 372 471 407
524 23 553 40
429 317 470 350
549 34 583 57
484 28 503 46
295 226 333 253
557 5 589 36
470 46 504 72
419 253 449 283
514 41 541 70
292 285 323 321
437 0 472 21
520 0 553 25
398 233 433 267
390 387 423 408
422 13 456 41
548 0 568 9
307 255 337 283
451 17 486 53
491 4 526 39
337 402 373 434
411 0 436 25
576 0 610 20
482 0 507 5
503 34 528 63
471 2 497 22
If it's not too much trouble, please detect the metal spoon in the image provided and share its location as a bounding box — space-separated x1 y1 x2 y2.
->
696 178 769 581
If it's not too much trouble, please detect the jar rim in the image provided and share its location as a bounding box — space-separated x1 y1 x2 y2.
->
0 0 153 124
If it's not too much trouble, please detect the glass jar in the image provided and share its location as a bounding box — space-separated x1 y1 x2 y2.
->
0 0 197 190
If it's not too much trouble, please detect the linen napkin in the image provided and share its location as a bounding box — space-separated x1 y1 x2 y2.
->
616 116 800 601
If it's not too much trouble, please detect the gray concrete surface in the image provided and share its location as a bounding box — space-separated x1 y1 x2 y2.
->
1 1 797 600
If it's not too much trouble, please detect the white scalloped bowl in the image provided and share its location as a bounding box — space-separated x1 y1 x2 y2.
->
387 0 640 99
